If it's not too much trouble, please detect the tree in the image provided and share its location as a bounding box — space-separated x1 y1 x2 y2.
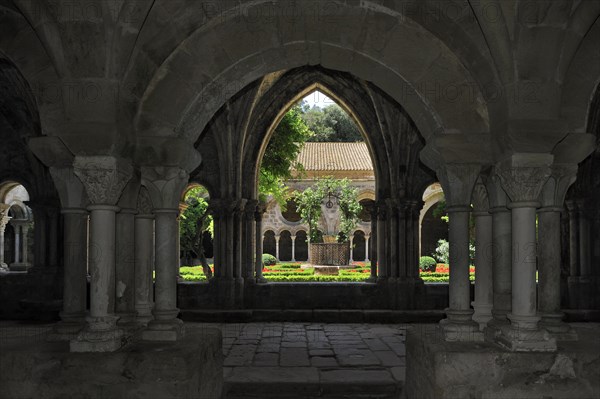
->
294 177 362 243
259 105 313 206
302 104 362 142
179 186 213 279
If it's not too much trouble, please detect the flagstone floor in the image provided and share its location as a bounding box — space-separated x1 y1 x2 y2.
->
199 322 408 398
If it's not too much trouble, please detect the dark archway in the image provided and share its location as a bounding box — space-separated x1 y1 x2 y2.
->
263 230 276 258
353 230 366 262
295 231 308 262
279 230 293 262
421 205 448 259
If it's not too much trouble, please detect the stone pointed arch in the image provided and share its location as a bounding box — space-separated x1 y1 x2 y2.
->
128 0 490 145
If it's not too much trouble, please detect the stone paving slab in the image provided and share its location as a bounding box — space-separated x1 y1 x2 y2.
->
210 322 407 398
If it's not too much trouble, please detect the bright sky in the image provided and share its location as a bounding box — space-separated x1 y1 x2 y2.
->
301 90 335 109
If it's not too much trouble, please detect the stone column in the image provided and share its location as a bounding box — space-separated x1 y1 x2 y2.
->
577 199 592 279
134 189 154 325
275 234 280 261
209 200 223 278
496 155 556 352
115 208 137 325
13 222 21 264
0 205 10 269
54 209 89 336
255 203 267 283
143 209 183 340
291 235 297 262
566 200 580 278
21 224 30 265
397 202 407 278
376 201 387 281
140 166 189 341
47 207 60 268
243 200 257 280
471 182 493 330
368 202 378 282
483 174 512 335
538 165 578 340
365 234 370 262
387 199 398 280
70 156 133 352
234 199 246 282
224 199 236 279
437 164 481 341
407 201 422 279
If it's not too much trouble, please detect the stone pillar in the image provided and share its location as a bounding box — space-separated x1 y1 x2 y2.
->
243 200 257 280
255 203 267 283
483 175 512 334
407 201 422 279
538 165 578 340
209 200 223 278
291 235 297 262
368 202 378 282
365 234 370 262
21 224 30 265
376 201 387 281
143 209 183 340
387 199 398 279
566 200 580 278
47 207 60 268
70 156 133 352
436 164 481 341
134 193 154 325
140 166 189 341
496 155 556 352
471 182 493 330
275 234 280 261
577 199 592 279
0 205 10 269
234 199 246 281
115 208 137 325
13 222 21 264
52 208 89 337
397 202 407 278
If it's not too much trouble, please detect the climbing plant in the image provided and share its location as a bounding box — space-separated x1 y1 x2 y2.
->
294 177 361 243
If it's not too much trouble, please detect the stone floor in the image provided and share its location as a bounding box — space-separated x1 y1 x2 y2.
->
207 322 407 398
0 321 407 398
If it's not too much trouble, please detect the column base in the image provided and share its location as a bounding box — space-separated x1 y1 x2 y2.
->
135 306 154 325
47 315 86 342
494 314 557 352
540 313 578 341
366 276 377 283
116 312 138 327
8 262 31 272
471 301 493 331
70 316 125 352
0 262 8 271
255 277 268 284
440 309 483 342
142 318 184 342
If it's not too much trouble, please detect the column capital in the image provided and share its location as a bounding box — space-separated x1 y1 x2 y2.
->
539 164 578 209
495 153 552 205
245 199 259 220
471 181 490 214
141 166 189 209
136 186 154 217
74 156 133 206
436 163 481 207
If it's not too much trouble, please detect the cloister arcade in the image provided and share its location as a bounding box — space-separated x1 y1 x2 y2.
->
1 1 599 397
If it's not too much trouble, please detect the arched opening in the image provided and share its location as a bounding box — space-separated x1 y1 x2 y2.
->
178 183 213 281
419 183 447 260
278 230 293 262
295 230 309 262
352 230 367 262
0 182 33 271
263 230 276 258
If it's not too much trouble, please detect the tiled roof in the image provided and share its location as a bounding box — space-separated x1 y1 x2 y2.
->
296 142 373 171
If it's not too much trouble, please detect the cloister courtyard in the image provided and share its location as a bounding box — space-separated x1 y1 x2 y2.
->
1 1 600 398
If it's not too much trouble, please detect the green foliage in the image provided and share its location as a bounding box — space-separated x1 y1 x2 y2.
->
433 239 476 265
294 177 361 242
179 186 212 253
432 200 448 223
262 253 278 266
259 105 313 206
419 256 437 272
302 104 362 142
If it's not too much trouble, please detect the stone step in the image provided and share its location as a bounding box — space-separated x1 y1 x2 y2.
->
181 308 445 324
223 366 402 399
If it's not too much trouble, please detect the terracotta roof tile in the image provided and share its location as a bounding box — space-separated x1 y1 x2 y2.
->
296 142 373 171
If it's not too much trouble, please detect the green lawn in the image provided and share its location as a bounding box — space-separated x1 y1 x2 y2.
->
179 263 474 283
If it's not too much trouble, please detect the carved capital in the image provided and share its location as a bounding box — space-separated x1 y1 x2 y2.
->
471 181 490 213
0 205 11 231
481 171 509 209
539 164 578 209
49 167 89 209
245 199 259 220
436 164 481 207
136 186 154 216
495 153 552 204
73 156 133 205
141 166 189 210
